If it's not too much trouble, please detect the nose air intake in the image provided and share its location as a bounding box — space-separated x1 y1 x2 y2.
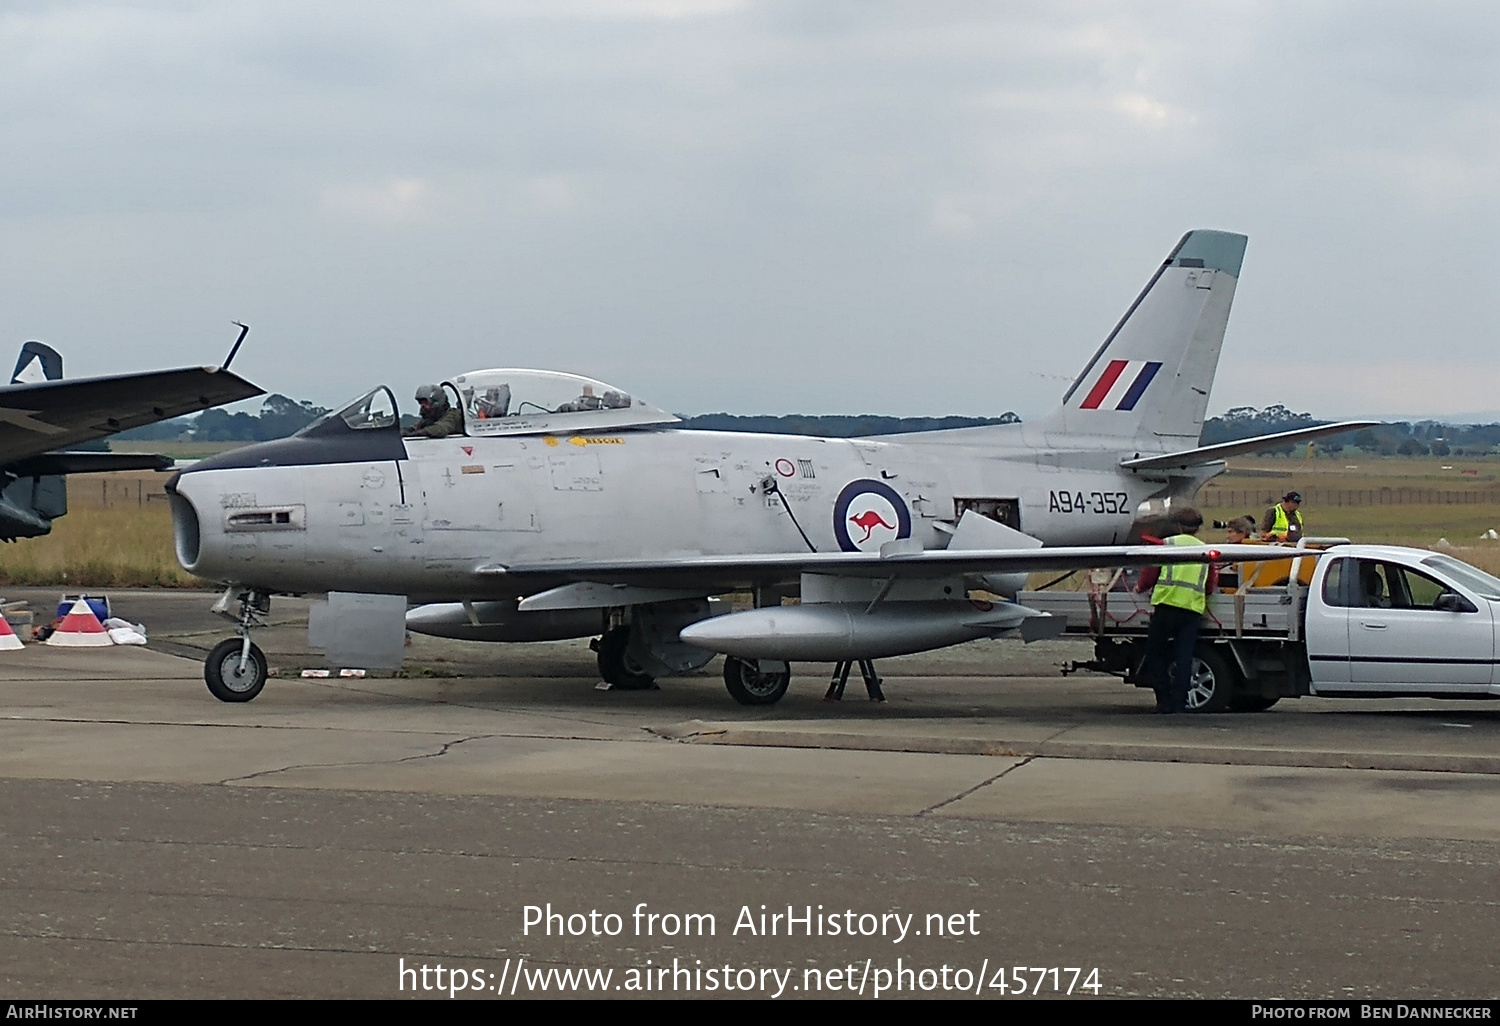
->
170 492 201 570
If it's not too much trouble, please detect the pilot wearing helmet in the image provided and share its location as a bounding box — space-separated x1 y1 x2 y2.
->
403 384 464 438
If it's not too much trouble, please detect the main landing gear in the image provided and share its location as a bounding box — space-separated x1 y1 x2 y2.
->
204 589 271 703
592 626 656 690
722 656 791 705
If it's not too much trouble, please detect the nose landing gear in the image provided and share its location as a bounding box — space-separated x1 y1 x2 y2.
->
204 589 271 703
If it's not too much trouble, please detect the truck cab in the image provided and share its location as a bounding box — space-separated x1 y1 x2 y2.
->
1305 545 1500 695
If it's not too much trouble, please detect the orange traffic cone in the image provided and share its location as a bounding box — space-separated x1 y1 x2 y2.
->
0 613 22 651
46 598 112 647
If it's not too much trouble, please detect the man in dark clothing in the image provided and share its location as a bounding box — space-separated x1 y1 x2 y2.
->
1135 507 1217 714
404 384 464 438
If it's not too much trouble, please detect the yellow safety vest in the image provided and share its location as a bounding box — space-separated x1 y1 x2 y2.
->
1150 534 1208 614
1270 505 1303 538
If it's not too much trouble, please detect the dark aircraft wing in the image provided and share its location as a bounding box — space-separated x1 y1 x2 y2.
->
480 542 1323 595
0 366 262 467
6 451 174 476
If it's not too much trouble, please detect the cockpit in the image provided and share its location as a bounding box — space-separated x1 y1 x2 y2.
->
303 369 679 440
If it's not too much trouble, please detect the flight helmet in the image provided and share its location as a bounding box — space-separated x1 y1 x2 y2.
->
414 384 447 411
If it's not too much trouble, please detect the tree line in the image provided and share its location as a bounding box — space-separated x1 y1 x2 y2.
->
112 396 1500 455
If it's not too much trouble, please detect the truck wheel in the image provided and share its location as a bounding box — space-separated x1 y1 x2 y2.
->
1230 694 1281 713
1184 646 1236 714
723 657 790 706
205 638 268 703
595 627 655 690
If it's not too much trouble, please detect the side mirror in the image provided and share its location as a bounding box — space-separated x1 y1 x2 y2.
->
1435 592 1478 614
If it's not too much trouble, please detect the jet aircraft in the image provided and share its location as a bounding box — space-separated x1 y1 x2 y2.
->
166 230 1368 704
0 334 263 539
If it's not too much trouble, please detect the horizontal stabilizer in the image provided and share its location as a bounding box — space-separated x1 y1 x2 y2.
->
1119 421 1379 472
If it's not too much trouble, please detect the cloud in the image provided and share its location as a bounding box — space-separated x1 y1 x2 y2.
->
321 177 432 224
1 2 1498 417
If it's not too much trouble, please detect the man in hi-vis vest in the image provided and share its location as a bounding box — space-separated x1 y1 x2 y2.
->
1135 507 1216 714
1260 491 1304 543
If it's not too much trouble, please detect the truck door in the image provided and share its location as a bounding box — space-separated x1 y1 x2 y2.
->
1304 556 1352 688
1346 558 1493 692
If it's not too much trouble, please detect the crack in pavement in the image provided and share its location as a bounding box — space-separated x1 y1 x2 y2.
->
916 755 1036 817
217 734 492 785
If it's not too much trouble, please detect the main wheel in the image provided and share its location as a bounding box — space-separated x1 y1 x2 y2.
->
723 657 791 706
595 627 655 690
1229 694 1281 713
205 638 268 703
1183 645 1236 713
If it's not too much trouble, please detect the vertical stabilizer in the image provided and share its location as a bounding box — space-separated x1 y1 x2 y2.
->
11 342 62 385
1038 230 1246 448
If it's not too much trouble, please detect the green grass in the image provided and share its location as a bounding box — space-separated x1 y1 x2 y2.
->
0 505 200 587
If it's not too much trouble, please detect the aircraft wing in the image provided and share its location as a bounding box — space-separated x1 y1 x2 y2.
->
1119 421 1378 472
6 451 174 476
480 542 1321 594
0 366 262 467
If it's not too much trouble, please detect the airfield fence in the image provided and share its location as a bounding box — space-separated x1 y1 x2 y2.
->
1200 487 1500 509
75 476 171 510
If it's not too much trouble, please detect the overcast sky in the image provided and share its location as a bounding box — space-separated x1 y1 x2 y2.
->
2 1 1496 422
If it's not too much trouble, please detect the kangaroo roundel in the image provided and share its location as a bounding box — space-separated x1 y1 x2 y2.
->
833 480 911 552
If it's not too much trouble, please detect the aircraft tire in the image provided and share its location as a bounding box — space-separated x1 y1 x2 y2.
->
1183 645 1235 714
1229 694 1280 713
205 638 268 703
723 657 790 706
596 627 655 690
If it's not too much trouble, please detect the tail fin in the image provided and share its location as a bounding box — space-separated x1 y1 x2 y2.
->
1037 229 1247 448
11 342 62 384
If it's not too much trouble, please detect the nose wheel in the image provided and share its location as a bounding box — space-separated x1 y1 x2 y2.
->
205 637 268 702
205 589 271 703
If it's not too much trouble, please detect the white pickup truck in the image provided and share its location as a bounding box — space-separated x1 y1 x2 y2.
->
1017 542 1500 712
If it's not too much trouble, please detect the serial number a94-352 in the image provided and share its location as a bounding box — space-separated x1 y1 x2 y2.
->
1048 490 1130 515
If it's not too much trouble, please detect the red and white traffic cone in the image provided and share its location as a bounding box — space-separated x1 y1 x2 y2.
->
45 599 113 647
0 613 23 651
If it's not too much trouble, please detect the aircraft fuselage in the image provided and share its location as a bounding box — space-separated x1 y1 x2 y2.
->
170 426 1184 600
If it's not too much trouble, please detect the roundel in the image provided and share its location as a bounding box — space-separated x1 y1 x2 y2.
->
833 479 912 553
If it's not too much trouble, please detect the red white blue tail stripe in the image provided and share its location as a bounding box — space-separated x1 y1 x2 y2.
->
1078 359 1162 411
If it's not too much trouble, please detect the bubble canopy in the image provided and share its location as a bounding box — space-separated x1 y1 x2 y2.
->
448 369 679 437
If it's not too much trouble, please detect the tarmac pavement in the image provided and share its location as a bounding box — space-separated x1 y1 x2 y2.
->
1 589 1498 999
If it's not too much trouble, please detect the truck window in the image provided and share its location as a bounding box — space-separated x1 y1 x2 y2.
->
1355 559 1451 611
1354 560 1392 608
1321 558 1352 607
1388 566 1446 610
1421 555 1500 601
